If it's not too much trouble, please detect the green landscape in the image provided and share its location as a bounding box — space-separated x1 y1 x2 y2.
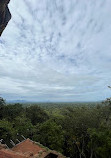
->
0 97 111 158
0 1 111 157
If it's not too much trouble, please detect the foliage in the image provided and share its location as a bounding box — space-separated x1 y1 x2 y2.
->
34 119 64 152
0 97 5 106
0 97 6 119
0 98 111 157
0 119 16 147
26 105 49 125
88 126 111 158
13 116 35 139
2 103 24 121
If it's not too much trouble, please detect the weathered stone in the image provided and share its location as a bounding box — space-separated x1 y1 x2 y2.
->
0 0 11 36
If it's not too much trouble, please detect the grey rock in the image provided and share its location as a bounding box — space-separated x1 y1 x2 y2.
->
0 0 11 36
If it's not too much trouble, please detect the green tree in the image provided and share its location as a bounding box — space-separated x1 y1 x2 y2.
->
88 127 111 158
26 105 49 125
0 119 16 147
3 103 24 121
0 97 6 119
0 97 5 106
13 116 35 140
34 120 64 153
61 106 100 158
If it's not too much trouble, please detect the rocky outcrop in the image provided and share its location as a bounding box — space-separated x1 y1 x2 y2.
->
0 139 66 158
0 0 11 36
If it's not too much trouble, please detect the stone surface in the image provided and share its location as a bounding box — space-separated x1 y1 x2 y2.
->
0 0 11 36
0 139 66 158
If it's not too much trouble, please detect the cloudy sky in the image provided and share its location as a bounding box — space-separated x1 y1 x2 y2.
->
0 0 111 102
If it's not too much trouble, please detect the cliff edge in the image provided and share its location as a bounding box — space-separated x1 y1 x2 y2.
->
0 0 11 36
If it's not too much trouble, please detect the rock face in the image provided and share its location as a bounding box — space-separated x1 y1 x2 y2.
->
0 139 66 158
0 0 11 36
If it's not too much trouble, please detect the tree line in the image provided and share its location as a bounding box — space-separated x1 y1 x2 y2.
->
0 97 111 158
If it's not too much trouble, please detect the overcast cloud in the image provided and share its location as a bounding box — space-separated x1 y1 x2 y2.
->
0 0 111 102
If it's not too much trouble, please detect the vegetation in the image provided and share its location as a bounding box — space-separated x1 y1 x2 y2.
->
0 97 111 158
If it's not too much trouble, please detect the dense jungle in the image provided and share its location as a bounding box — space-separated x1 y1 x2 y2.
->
0 97 111 158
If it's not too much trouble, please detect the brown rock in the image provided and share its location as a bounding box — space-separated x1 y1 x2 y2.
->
0 143 8 150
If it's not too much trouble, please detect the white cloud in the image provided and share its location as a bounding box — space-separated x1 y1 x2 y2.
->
0 0 111 102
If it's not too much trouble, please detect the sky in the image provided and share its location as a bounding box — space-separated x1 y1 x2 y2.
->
0 0 111 102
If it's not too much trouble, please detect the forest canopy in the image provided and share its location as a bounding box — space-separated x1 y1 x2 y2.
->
0 97 111 158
